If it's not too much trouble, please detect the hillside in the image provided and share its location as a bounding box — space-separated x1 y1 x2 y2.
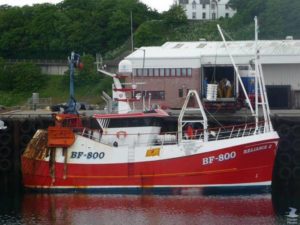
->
1 0 300 107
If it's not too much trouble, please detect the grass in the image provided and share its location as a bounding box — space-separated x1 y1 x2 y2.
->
0 74 113 108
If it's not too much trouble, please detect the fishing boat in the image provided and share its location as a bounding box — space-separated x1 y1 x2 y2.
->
21 18 279 193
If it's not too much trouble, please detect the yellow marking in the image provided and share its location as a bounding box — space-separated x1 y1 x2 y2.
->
68 168 240 179
146 148 160 157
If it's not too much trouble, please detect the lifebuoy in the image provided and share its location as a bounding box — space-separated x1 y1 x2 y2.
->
116 131 127 139
0 159 11 171
0 146 11 158
278 167 292 180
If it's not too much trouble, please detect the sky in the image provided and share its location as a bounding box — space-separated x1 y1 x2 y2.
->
0 0 174 12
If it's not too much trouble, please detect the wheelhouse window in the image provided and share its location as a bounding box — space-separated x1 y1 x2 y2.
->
136 91 165 100
108 117 162 128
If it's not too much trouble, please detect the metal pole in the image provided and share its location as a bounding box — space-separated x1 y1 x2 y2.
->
69 51 75 100
142 49 145 76
131 11 134 52
254 17 259 131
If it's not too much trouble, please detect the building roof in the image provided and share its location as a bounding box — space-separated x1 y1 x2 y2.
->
125 40 300 68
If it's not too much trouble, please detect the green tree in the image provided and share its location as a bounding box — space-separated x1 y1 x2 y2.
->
162 4 187 27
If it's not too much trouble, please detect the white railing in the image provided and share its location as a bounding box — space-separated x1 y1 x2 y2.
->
74 122 266 147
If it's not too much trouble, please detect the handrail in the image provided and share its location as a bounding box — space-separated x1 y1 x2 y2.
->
68 121 269 147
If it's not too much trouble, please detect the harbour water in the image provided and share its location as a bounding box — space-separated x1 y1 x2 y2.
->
0 189 299 225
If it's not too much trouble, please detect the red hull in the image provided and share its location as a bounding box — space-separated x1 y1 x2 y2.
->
22 138 278 191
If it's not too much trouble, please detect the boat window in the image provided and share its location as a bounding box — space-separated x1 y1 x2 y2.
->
108 118 162 128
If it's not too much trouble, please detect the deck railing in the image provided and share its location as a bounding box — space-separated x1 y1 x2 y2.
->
74 122 267 147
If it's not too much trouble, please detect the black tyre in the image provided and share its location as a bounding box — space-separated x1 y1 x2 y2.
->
0 159 11 171
0 146 11 158
279 167 292 180
293 140 300 152
292 125 300 138
293 167 300 180
20 120 34 134
20 134 32 147
294 152 300 166
34 118 44 129
278 139 291 151
277 124 291 138
0 133 12 146
277 153 292 166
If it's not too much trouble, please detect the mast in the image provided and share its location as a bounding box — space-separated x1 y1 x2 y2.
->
254 17 259 131
97 69 132 114
254 17 273 132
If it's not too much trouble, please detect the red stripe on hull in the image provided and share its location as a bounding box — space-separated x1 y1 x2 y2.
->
22 139 278 189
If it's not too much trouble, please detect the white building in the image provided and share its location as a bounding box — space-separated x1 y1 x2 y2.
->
122 38 300 109
177 0 236 20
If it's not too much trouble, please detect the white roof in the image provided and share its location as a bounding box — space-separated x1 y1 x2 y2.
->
125 40 300 68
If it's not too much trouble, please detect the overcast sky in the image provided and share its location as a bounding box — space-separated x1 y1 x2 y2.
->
0 0 174 12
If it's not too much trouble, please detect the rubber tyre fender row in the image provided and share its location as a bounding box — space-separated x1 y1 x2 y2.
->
0 146 11 158
0 132 12 146
278 167 292 180
0 158 11 171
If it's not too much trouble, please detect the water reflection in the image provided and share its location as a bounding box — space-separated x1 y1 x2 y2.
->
0 186 299 225
0 193 274 225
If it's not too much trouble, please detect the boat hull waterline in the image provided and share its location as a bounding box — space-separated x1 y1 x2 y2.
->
22 131 278 193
